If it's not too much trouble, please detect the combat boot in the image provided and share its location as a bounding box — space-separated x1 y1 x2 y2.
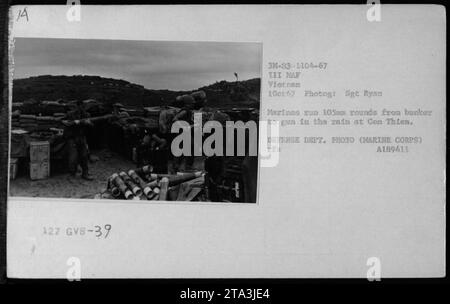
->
82 173 94 181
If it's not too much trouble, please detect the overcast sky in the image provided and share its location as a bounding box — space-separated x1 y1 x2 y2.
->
13 38 261 91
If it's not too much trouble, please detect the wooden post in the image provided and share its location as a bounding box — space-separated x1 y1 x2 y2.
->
158 177 169 201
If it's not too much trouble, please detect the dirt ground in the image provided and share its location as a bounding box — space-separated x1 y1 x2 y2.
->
9 149 136 199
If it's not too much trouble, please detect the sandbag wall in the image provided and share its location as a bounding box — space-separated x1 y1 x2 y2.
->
11 113 66 131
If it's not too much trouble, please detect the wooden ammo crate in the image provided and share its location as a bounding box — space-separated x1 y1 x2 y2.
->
29 141 50 163
30 161 50 180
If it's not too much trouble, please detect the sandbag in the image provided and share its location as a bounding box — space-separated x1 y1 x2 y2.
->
210 111 231 125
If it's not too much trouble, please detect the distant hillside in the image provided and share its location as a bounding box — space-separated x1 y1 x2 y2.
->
12 75 260 108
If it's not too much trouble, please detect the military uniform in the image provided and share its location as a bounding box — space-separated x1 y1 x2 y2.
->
168 95 199 173
63 106 93 179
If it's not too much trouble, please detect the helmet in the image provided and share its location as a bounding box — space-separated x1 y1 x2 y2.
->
113 102 125 108
191 91 207 109
191 90 206 101
176 94 195 108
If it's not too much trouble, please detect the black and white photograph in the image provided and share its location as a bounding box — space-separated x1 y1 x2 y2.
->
2 4 446 284
9 38 261 203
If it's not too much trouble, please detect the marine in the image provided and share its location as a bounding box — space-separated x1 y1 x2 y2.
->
62 100 94 180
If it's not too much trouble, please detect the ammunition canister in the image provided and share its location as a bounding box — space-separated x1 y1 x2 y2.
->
128 169 153 198
111 173 134 199
119 172 143 197
135 165 153 176
158 178 169 201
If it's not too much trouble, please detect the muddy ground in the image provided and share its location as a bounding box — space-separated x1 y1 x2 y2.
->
9 149 135 199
